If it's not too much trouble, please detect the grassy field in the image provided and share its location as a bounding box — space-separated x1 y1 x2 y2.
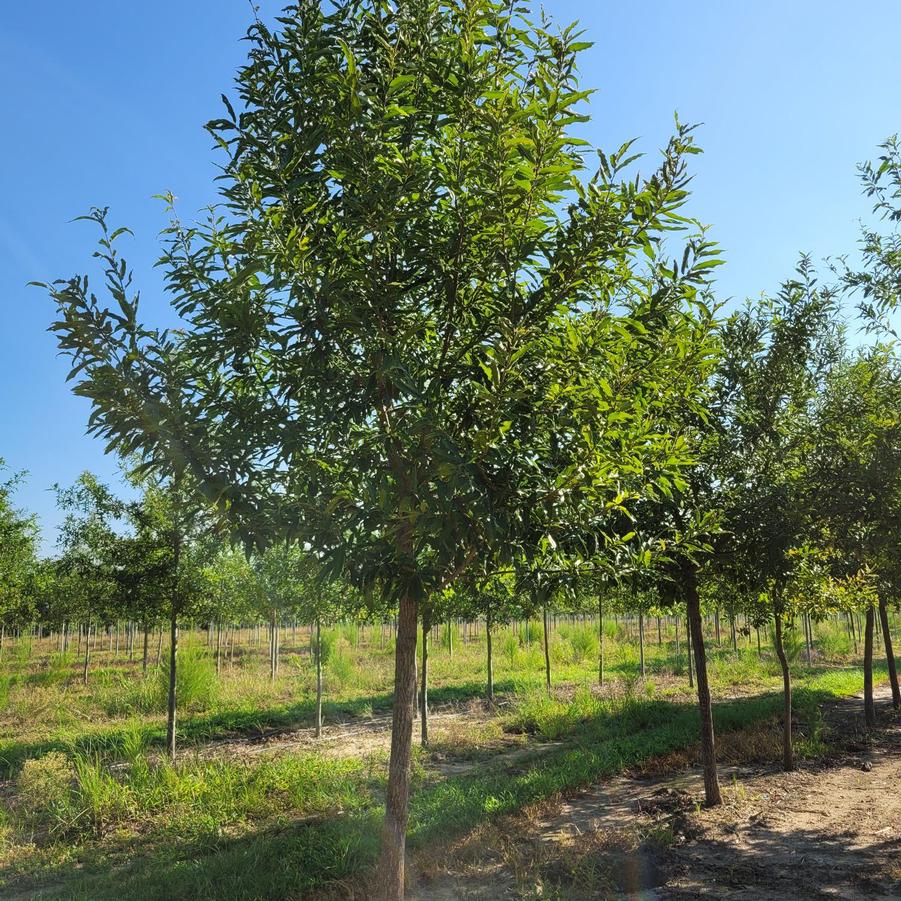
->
0 615 887 899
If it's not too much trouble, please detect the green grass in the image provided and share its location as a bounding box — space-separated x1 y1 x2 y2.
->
0 617 890 899
1 664 883 900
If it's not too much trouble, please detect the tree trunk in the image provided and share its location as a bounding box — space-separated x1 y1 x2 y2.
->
864 605 876 728
485 614 494 705
82 622 91 685
542 605 552 696
714 609 721 646
269 610 277 682
377 591 419 900
684 565 721 805
142 623 149 675
215 621 222 675
156 627 163 668
773 613 793 771
166 609 178 759
315 618 323 738
421 615 429 745
598 596 605 686
686 615 694 688
878 598 900 709
638 612 646 677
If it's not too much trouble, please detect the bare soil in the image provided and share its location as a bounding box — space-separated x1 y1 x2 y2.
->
411 684 900 900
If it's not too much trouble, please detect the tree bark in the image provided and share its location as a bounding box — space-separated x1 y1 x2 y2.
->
485 613 494 705
166 609 178 759
773 612 794 771
82 622 91 685
420 614 429 745
878 598 900 709
315 618 323 738
864 605 876 727
215 621 222 676
378 592 419 900
269 609 277 682
542 604 552 696
142 623 149 676
638 612 646 677
684 564 721 805
598 596 605 686
686 615 694 688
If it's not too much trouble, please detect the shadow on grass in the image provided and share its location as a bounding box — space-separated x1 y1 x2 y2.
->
0 679 517 777
3 673 884 900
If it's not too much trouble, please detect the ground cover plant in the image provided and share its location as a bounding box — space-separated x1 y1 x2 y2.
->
0 613 893 898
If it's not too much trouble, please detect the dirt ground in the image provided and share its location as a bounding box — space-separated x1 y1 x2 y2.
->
410 684 900 900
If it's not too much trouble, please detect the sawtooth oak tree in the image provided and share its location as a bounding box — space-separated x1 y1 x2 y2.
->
43 3 720 895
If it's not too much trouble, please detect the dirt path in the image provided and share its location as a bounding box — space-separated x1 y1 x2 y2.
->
411 684 900 900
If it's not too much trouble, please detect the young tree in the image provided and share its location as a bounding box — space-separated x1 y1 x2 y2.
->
807 348 901 720
0 463 38 648
43 4 721 894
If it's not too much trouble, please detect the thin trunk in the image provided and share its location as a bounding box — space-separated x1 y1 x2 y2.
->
485 614 494 705
420 615 429 745
156 627 163 668
269 611 276 682
315 619 323 738
82 622 91 685
685 565 721 806
730 615 737 652
686 616 694 688
216 621 222 675
542 605 552 696
773 613 794 771
598 596 605 686
756 626 762 657
166 609 178 759
848 612 858 654
864 605 876 728
714 609 721 646
377 591 419 900
142 623 149 676
878 598 900 709
638 612 646 677
804 615 812 666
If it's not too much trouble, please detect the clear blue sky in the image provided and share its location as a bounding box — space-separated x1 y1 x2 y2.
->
2 1 899 549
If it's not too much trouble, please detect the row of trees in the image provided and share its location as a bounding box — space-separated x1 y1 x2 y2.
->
22 2 900 897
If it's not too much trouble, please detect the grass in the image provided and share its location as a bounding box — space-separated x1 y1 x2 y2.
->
0 616 892 898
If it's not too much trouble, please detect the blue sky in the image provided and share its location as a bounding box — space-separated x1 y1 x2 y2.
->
2 1 899 548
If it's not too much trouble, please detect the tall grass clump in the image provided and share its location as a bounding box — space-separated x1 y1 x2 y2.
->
558 623 599 663
158 646 218 713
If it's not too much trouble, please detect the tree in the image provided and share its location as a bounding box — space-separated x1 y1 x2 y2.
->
806 348 901 721
43 4 721 894
713 264 841 770
0 463 38 650
843 134 901 336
